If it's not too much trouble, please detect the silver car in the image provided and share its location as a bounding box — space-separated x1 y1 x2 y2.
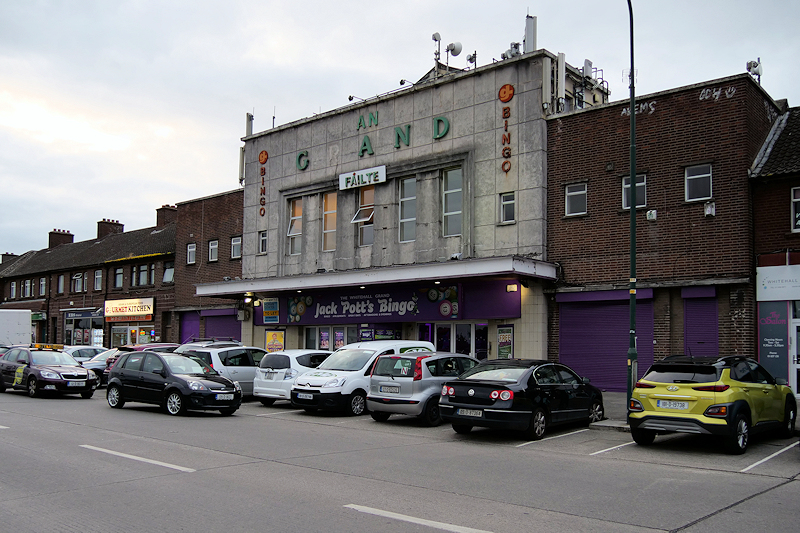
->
367 352 479 426
253 349 332 405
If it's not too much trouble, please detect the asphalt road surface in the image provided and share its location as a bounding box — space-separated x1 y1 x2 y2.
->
0 390 797 532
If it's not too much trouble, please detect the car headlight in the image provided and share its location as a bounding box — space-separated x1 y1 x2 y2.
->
233 381 242 392
188 381 207 391
323 377 346 388
284 369 299 380
40 370 60 380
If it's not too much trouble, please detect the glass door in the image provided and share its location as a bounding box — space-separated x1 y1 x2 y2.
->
791 322 800 400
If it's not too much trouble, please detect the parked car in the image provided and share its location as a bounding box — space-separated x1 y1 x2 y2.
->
367 352 480 426
83 349 118 385
102 344 180 383
291 340 435 416
180 346 266 395
106 351 242 416
440 359 604 439
628 355 797 454
174 338 242 354
253 349 332 405
62 345 108 362
0 343 98 398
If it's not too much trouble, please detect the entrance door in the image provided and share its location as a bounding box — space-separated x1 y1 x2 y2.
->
791 322 800 400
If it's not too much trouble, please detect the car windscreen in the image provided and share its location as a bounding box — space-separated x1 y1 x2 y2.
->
641 364 721 383
162 355 216 375
460 364 529 382
317 349 375 371
259 354 290 369
89 349 117 362
185 350 212 366
31 351 79 366
373 356 415 378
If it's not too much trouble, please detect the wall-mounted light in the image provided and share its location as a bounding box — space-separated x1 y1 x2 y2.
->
244 296 252 304
253 299 261 307
506 284 518 292
434 281 441 285
704 201 716 217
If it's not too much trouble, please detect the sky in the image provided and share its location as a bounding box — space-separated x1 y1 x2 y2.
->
1 0 798 257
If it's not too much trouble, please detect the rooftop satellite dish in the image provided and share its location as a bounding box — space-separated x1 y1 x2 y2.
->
446 42 462 56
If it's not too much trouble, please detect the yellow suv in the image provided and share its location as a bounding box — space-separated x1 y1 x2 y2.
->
628 355 796 454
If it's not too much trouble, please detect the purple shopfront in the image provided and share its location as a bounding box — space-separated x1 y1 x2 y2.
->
254 280 523 359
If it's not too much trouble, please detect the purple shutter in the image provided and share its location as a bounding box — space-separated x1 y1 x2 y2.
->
205 315 242 341
180 312 200 343
683 298 718 356
559 301 654 392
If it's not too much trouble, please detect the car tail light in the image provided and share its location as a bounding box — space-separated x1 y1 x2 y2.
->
629 398 643 412
634 381 656 389
704 405 728 417
489 390 513 401
441 385 455 396
413 355 430 381
692 384 730 392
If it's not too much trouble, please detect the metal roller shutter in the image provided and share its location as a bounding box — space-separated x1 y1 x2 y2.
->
559 301 654 392
205 315 241 341
684 298 718 356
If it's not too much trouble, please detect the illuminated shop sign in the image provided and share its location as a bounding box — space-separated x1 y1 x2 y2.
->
104 297 154 322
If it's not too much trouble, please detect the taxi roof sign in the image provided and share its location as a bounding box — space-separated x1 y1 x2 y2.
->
32 343 65 350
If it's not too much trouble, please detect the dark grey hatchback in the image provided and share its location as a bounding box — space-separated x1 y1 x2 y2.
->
439 359 604 439
106 351 242 416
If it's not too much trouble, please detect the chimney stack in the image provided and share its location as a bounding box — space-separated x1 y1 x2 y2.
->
156 205 177 227
97 219 124 239
48 229 74 249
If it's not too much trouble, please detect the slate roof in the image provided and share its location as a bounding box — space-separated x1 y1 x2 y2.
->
0 222 175 278
750 107 800 177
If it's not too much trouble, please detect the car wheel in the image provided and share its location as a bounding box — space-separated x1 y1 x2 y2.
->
725 412 750 455
631 427 656 445
371 411 391 422
27 377 39 398
219 408 237 416
587 400 604 424
452 424 473 434
348 391 367 416
80 391 94 399
107 385 125 408
780 401 796 439
523 407 548 440
259 398 276 406
419 397 442 427
165 391 187 416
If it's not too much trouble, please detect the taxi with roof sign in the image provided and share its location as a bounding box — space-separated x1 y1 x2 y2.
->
0 343 98 398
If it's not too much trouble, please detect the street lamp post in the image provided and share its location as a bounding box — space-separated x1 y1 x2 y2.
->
626 0 638 408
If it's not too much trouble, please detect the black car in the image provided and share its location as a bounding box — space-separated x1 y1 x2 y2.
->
106 351 242 416
0 344 98 398
439 359 604 439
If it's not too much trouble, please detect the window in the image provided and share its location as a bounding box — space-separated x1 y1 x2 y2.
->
10 281 16 299
39 277 46 296
287 198 303 255
685 164 712 202
443 168 462 236
114 268 123 288
71 273 83 293
163 261 174 283
57 275 64 294
792 187 800 232
259 231 268 254
133 265 148 286
23 279 31 297
322 192 337 251
500 192 515 224
565 183 587 216
94 270 102 291
150 263 155 285
208 240 218 262
187 243 196 265
622 174 647 209
399 178 416 242
231 236 242 259
351 186 374 246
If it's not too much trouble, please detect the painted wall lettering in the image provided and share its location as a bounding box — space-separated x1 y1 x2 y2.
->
621 101 656 116
699 86 736 102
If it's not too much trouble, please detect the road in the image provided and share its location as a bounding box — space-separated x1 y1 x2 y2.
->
0 390 797 532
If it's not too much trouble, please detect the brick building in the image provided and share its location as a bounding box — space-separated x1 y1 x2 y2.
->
546 74 783 391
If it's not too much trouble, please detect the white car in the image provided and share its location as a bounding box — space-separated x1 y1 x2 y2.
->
253 349 332 406
62 346 108 362
291 340 435 416
180 345 266 396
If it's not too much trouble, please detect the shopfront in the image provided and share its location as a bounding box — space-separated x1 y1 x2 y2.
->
756 265 800 399
63 308 104 346
104 297 155 347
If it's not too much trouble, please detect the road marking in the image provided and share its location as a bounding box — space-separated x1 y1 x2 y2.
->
256 411 299 417
345 504 493 533
516 429 589 448
0 425 8 429
80 445 196 473
740 440 799 472
590 441 636 455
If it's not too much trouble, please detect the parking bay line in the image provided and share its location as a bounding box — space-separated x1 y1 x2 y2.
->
80 445 196 473
590 441 637 456
740 440 799 473
516 428 589 448
345 504 494 533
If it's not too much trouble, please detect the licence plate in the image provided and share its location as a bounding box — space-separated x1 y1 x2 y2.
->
657 400 688 410
216 394 234 401
457 408 483 418
380 386 400 394
66 381 84 387
297 393 314 400
265 372 277 380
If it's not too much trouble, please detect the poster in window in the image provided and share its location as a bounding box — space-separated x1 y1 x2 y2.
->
262 298 280 324
265 330 285 353
319 329 330 350
83 329 90 344
334 329 345 349
73 329 83 345
497 325 513 359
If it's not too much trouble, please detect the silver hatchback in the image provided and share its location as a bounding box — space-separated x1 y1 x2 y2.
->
367 352 479 426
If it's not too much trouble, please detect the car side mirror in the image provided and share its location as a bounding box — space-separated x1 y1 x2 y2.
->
582 376 591 384
775 377 788 386
153 367 165 376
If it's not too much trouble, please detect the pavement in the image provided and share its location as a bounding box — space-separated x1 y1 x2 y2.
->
592 391 631 432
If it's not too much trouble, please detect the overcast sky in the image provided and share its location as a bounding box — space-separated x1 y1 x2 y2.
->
1 0 798 257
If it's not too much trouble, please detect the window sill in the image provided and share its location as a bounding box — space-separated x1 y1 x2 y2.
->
563 213 588 219
497 221 516 226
